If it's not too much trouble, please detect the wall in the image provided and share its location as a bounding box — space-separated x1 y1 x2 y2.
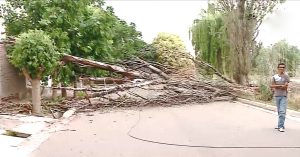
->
0 44 26 98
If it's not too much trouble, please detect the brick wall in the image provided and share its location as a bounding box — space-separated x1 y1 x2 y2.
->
0 44 26 98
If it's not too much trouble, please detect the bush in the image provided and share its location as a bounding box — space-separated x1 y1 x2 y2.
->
152 33 194 69
256 83 273 101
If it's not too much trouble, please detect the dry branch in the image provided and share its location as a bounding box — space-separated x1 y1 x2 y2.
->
193 59 234 83
135 58 170 80
90 81 155 98
79 77 128 84
62 54 148 79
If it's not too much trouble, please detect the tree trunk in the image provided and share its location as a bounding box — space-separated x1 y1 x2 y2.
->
31 79 41 114
62 54 147 79
52 82 58 99
61 83 67 98
216 48 223 73
73 81 77 98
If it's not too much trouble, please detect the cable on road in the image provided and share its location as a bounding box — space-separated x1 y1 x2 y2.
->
127 109 300 149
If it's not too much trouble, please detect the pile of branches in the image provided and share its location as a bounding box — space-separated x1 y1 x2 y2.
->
1 54 254 116
42 79 237 113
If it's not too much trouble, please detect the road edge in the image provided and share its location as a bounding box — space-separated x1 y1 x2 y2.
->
237 98 300 120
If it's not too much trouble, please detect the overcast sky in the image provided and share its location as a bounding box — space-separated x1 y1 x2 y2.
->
105 0 300 54
105 0 207 53
1 0 299 54
257 0 300 47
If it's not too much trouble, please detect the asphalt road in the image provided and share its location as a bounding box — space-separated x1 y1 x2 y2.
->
29 101 300 157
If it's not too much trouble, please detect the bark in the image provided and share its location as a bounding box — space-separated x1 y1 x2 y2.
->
31 79 41 114
73 81 77 98
216 48 223 73
90 81 154 98
62 54 147 79
193 59 234 83
80 77 128 84
52 82 58 99
61 83 67 98
135 58 170 80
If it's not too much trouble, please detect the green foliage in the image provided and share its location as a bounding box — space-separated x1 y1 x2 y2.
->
190 3 230 74
214 0 285 84
136 44 158 61
10 30 59 79
152 33 193 69
1 0 145 84
76 91 87 99
256 81 273 101
254 40 300 77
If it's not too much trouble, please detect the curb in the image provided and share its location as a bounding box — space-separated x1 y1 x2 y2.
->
237 98 300 119
62 108 77 119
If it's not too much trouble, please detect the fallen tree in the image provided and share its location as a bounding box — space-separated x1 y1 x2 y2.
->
191 57 234 83
62 54 148 79
80 77 128 84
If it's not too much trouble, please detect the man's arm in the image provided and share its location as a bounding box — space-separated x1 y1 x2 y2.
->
270 77 286 89
284 75 290 89
270 83 284 89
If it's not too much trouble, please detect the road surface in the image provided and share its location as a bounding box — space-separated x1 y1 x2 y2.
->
29 101 300 157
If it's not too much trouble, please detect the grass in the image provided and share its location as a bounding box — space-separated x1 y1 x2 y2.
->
287 87 300 111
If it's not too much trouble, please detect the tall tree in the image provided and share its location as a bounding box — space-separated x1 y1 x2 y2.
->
216 0 285 84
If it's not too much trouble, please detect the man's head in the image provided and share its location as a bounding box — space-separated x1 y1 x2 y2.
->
277 63 286 74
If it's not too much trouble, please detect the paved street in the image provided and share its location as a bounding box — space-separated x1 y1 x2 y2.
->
29 101 300 157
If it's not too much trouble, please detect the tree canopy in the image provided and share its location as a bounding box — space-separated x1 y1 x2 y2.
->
10 30 59 80
190 0 285 84
0 0 146 83
152 33 194 69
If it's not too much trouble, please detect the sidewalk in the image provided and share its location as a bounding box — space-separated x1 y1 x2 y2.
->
0 109 76 157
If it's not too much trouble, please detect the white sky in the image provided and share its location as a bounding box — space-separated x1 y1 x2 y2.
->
105 0 300 53
1 0 300 53
105 0 208 53
257 0 300 48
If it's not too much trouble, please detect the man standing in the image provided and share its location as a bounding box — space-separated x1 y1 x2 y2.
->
270 63 290 132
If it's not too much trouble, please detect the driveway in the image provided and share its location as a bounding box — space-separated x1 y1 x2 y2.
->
29 101 300 157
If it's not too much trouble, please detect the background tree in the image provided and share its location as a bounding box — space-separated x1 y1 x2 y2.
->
10 30 59 114
190 3 230 75
253 40 300 100
216 0 285 84
152 33 194 69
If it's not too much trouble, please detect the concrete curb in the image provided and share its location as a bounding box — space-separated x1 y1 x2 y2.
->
62 108 77 119
237 98 300 119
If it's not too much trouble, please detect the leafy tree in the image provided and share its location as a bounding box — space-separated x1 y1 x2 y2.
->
190 3 230 75
137 44 158 62
216 0 285 84
253 40 300 101
255 40 300 78
10 30 59 114
271 40 300 76
1 0 145 97
152 33 194 69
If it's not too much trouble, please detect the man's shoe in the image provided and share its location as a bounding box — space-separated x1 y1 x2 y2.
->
279 128 285 132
